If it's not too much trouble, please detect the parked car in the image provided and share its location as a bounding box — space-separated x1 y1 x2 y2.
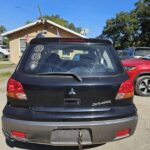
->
2 37 138 148
133 47 150 58
0 45 10 61
117 47 150 60
122 54 150 97
117 49 133 60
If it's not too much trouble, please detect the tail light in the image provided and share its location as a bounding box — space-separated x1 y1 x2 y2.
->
115 79 134 100
7 78 27 100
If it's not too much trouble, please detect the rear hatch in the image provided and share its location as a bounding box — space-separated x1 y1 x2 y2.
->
16 75 128 111
13 38 128 113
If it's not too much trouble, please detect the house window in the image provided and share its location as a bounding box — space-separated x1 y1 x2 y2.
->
20 39 27 54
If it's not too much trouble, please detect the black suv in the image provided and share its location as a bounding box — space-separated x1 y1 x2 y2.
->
2 37 138 147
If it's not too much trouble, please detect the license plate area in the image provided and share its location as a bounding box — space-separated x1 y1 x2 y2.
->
51 129 91 145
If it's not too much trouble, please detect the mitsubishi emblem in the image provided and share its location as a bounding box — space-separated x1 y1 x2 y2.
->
68 88 76 95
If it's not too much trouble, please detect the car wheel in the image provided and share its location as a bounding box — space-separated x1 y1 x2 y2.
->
135 76 150 97
0 52 5 61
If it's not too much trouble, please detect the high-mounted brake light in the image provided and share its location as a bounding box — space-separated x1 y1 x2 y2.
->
115 79 134 100
7 78 27 100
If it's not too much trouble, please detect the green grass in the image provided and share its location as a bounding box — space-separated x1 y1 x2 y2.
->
0 72 12 80
0 64 14 69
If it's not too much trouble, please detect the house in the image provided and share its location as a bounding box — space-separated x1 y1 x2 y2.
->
1 19 86 64
0 35 3 45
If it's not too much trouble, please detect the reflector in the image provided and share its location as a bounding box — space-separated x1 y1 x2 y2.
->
116 129 130 137
11 131 26 139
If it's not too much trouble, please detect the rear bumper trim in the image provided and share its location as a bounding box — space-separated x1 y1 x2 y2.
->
2 116 138 146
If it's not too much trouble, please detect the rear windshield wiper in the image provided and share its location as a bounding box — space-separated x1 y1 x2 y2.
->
37 72 82 82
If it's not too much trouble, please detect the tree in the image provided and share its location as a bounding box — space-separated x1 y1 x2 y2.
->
134 0 150 46
0 25 6 34
102 12 138 49
101 0 150 49
3 38 9 45
38 15 82 33
0 25 8 45
26 20 33 24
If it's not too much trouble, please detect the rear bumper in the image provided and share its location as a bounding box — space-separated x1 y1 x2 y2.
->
2 116 138 146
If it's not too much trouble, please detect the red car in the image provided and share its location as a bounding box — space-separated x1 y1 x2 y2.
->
122 54 150 97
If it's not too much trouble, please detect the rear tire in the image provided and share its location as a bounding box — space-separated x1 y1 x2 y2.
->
135 76 150 97
0 52 5 61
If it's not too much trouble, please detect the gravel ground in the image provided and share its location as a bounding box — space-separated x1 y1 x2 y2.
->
0 77 150 150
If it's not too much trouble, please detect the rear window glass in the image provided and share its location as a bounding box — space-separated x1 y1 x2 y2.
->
135 48 150 57
23 42 119 77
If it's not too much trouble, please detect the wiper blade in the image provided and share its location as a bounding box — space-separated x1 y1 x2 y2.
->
37 72 82 82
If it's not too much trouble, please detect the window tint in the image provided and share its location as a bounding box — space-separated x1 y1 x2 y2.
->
24 42 119 77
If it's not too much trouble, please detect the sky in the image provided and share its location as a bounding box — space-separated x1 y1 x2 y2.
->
0 0 138 37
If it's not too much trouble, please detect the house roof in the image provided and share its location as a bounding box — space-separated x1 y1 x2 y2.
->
1 19 86 38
